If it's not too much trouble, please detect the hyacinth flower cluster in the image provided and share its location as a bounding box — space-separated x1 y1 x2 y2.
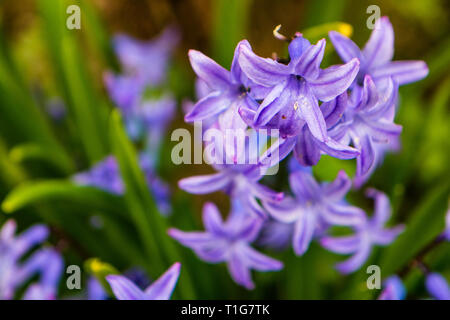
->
172 16 432 291
0 220 63 300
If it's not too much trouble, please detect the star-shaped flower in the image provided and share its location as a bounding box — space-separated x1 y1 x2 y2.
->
238 35 359 141
329 16 428 97
106 262 181 300
264 168 365 255
168 201 283 289
321 188 404 274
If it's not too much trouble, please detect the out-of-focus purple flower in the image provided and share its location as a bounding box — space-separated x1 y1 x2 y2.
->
264 168 365 255
169 201 283 289
0 220 63 300
106 262 181 300
238 35 359 143
425 273 450 300
329 76 402 182
257 219 294 251
378 276 406 300
104 72 144 113
185 40 268 130
321 188 404 274
45 97 66 121
87 277 108 300
113 26 179 86
73 154 171 215
329 16 428 97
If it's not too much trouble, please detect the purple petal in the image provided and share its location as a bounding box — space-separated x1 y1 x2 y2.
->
292 210 316 255
231 40 251 83
317 138 359 160
309 58 360 102
354 75 379 112
238 44 290 87
365 188 391 226
106 275 145 300
0 219 17 241
323 170 352 200
293 128 321 166
227 251 254 289
329 31 363 63
354 133 376 177
320 234 360 254
289 170 320 202
178 172 232 194
288 36 311 63
254 82 288 126
364 119 402 143
249 182 284 203
264 196 300 223
321 92 347 128
335 240 371 274
242 246 283 271
371 60 429 85
371 226 404 245
363 17 394 69
14 225 49 257
202 202 226 236
188 50 231 90
378 276 406 300
426 273 450 300
295 38 326 80
184 91 231 122
323 203 366 226
145 262 180 300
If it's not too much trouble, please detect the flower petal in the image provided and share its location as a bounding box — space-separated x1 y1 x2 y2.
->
227 251 254 289
354 133 376 177
317 137 359 160
254 82 288 126
145 263 180 300
289 170 321 202
202 202 226 236
335 240 371 274
106 275 145 300
426 273 450 300
238 44 290 87
293 128 321 166
363 17 394 69
309 58 360 102
184 91 232 122
264 196 300 223
178 172 232 194
321 92 347 128
371 60 429 85
320 234 360 254
323 170 352 200
242 246 283 271
295 38 326 80
323 203 366 226
329 31 363 63
188 50 231 90
292 210 316 255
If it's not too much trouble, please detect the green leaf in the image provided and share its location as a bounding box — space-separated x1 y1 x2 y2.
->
379 182 450 275
2 180 126 217
212 0 253 67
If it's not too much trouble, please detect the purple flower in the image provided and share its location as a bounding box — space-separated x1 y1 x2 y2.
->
73 154 171 215
185 40 267 130
87 277 108 300
106 262 181 300
256 219 294 251
329 16 428 96
238 36 359 143
113 26 179 86
264 168 365 255
168 201 283 289
0 220 63 300
378 276 406 300
321 188 404 274
425 273 450 300
104 72 144 114
329 76 402 182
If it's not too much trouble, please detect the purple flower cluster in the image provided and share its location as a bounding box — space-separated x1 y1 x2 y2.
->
173 17 428 290
0 220 63 300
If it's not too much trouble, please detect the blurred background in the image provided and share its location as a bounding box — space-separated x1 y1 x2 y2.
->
0 0 448 299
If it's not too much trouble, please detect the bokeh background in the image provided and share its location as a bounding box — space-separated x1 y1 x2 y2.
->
0 0 449 299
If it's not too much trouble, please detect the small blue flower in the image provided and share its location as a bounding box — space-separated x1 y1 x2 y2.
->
106 262 181 300
425 273 450 300
378 276 406 300
321 188 404 274
169 201 283 290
